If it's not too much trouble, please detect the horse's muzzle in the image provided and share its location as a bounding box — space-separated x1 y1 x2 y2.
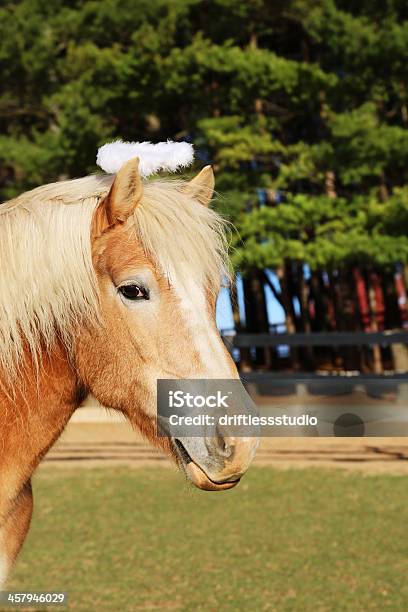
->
174 435 259 491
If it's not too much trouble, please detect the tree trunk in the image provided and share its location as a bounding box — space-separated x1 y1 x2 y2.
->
276 263 300 370
229 282 250 371
353 268 370 331
297 263 314 369
393 269 408 329
337 269 363 371
242 272 271 368
368 273 383 374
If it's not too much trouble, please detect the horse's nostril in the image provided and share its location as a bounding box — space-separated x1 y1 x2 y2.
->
214 424 234 458
216 435 234 458
216 434 225 451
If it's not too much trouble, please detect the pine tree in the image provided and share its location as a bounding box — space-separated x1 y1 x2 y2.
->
1 0 407 371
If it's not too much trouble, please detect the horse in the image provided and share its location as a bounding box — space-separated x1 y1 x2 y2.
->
0 158 258 584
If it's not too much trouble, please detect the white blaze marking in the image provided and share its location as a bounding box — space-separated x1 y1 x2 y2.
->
173 276 233 378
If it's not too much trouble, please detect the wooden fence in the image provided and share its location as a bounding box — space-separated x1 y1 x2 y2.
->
222 330 408 377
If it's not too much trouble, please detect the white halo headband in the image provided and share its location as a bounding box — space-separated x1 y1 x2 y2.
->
96 139 194 177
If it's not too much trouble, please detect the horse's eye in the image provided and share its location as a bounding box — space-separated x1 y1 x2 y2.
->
118 284 149 301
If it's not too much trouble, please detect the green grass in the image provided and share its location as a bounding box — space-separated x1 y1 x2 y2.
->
6 466 408 611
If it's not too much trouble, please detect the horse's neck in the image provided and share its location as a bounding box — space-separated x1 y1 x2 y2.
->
0 342 84 500
0 342 84 584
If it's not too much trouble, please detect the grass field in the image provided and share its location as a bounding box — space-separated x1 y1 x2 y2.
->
7 466 408 611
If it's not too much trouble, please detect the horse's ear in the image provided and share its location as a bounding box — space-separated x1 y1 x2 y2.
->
96 157 143 233
183 165 215 207
106 156 143 224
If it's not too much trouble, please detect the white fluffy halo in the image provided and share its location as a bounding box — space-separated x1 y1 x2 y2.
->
96 139 194 177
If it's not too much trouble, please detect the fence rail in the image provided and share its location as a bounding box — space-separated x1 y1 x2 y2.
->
239 372 408 382
222 331 408 348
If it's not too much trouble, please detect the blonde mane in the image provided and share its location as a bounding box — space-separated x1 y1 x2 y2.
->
0 174 230 376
